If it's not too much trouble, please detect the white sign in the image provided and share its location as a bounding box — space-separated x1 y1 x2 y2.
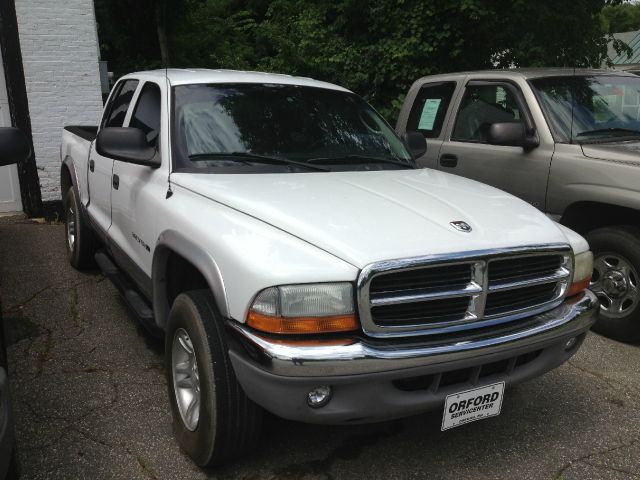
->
441 382 505 431
418 98 441 130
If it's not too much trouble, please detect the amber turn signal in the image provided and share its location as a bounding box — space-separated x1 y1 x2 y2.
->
567 276 591 297
247 311 359 334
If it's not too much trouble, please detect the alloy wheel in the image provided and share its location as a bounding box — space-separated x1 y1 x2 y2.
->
172 328 201 431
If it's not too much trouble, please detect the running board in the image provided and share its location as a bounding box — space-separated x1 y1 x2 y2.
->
95 251 162 337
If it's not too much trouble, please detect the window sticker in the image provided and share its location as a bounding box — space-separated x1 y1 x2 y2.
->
418 98 441 130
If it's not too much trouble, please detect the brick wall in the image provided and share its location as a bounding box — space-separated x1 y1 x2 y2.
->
15 0 103 202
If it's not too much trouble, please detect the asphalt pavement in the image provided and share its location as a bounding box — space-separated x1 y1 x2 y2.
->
0 216 639 480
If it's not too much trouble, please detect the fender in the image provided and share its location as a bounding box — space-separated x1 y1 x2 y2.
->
152 229 229 328
559 183 640 213
61 155 79 192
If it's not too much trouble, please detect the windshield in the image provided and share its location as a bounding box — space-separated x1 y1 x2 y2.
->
171 83 413 172
531 75 640 143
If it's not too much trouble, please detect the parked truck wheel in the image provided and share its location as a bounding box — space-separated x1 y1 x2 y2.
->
586 226 640 343
64 187 95 269
165 290 262 466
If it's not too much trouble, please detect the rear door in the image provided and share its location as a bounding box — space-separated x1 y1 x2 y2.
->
437 80 553 210
109 80 166 297
402 81 459 169
87 78 138 235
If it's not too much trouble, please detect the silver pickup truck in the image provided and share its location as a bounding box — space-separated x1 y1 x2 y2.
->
397 69 640 342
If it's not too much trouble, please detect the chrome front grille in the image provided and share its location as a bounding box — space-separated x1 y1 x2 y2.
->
357 245 572 338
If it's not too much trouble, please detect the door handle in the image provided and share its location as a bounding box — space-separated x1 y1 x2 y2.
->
89 159 95 172
439 154 458 168
112 174 119 190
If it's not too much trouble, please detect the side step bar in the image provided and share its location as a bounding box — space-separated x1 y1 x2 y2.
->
95 251 162 337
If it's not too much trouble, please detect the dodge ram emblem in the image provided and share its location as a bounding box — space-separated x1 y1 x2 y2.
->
450 221 472 233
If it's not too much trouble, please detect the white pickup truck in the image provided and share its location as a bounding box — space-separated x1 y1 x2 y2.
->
61 69 598 466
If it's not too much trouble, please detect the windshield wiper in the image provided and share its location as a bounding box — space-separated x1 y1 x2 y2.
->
576 128 640 138
306 154 416 169
188 152 330 172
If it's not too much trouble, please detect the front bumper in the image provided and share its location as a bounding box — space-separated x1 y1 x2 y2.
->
227 290 598 424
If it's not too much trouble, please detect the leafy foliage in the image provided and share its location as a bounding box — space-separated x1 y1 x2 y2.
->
602 1 640 33
95 0 625 120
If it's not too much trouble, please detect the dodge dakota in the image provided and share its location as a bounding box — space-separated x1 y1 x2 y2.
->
397 68 639 341
61 69 598 466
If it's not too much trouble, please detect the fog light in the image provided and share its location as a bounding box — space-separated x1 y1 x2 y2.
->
307 386 332 408
564 336 578 351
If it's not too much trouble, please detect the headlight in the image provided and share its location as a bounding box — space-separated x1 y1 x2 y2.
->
568 251 593 297
247 283 358 334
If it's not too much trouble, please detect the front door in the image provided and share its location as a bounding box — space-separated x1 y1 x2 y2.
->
87 78 139 234
109 80 165 297
437 80 553 210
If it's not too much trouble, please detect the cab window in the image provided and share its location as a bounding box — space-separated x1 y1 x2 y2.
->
129 82 161 147
407 82 456 138
101 79 139 129
452 84 524 143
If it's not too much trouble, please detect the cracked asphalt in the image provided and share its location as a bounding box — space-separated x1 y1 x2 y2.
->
0 216 639 479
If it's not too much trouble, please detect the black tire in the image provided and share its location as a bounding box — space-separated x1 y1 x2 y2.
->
586 226 640 343
165 290 262 466
64 187 95 269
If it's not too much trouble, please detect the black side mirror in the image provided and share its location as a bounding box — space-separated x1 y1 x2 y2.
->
402 131 427 159
96 127 160 167
0 127 29 167
487 122 539 149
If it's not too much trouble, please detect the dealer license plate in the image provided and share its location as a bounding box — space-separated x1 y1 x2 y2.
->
441 381 505 431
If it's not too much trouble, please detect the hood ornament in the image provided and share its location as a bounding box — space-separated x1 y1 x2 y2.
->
450 221 472 233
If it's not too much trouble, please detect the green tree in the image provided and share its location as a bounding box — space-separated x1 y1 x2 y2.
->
601 1 640 32
95 0 627 120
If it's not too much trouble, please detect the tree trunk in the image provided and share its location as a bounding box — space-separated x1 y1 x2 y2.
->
155 0 170 66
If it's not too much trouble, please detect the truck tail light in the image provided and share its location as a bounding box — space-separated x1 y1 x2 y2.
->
246 283 359 334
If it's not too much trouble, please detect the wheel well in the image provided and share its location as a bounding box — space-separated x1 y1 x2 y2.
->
60 163 72 199
165 251 209 310
560 202 640 235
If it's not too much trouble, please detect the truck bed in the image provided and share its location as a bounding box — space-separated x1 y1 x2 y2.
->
61 126 96 205
63 125 98 142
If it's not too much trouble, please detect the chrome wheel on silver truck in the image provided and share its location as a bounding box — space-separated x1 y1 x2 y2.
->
166 290 262 466
591 253 639 318
587 226 640 343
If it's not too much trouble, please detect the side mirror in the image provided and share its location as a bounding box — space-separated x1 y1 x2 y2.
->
402 131 427 159
0 127 29 167
487 122 539 149
96 127 160 167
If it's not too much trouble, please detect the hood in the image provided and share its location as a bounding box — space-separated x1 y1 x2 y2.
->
581 140 640 166
171 169 569 268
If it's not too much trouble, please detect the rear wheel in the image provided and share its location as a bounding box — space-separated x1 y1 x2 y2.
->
586 226 640 343
165 290 262 466
64 187 94 269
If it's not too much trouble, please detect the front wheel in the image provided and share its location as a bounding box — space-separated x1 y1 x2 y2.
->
165 290 262 466
587 226 640 343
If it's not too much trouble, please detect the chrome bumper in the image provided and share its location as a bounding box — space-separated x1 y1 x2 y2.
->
227 290 598 378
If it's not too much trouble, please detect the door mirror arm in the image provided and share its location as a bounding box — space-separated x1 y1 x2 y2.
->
487 122 539 150
401 131 427 159
96 127 160 167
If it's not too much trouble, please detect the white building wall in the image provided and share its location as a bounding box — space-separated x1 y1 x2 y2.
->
15 0 103 202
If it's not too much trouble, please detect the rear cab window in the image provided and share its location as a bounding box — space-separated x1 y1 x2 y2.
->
101 79 140 129
407 82 457 138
